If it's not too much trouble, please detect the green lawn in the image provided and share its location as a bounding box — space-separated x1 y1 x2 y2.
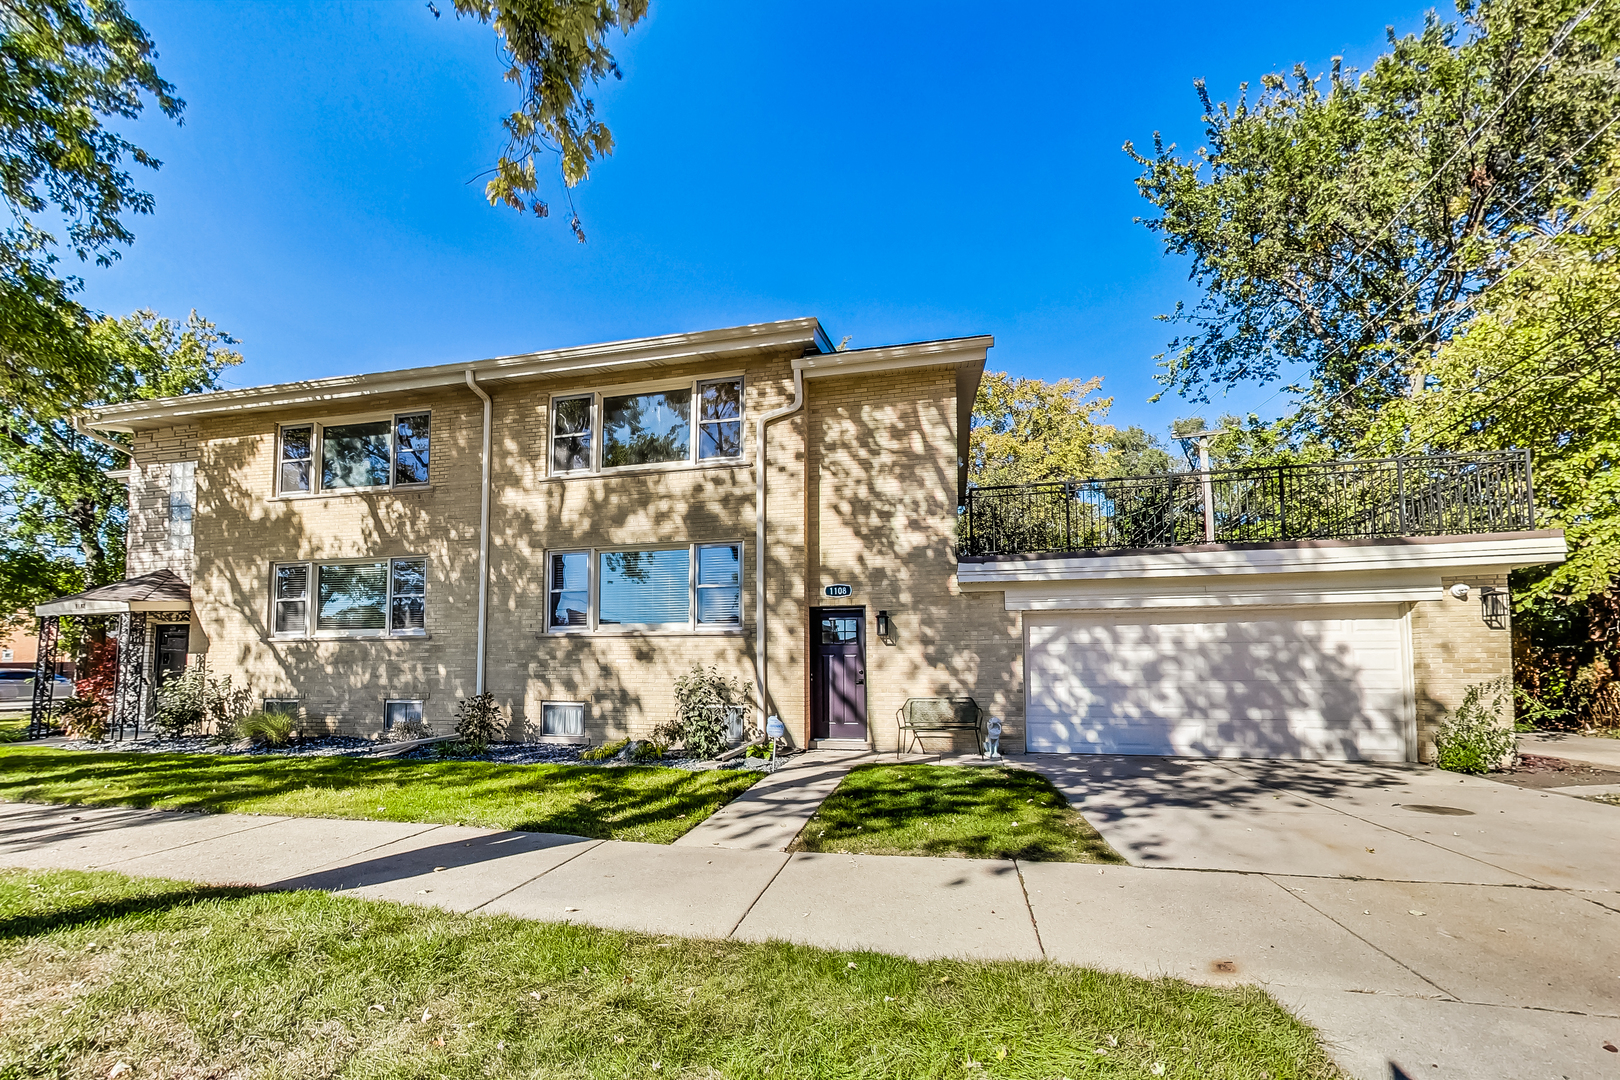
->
793 763 1125 862
0 868 1344 1080
0 713 28 743
0 745 760 844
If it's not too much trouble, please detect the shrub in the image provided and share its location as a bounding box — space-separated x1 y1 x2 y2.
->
1435 677 1516 774
581 738 629 762
236 710 298 748
56 697 107 742
154 661 254 739
630 739 664 762
659 665 752 760
455 693 503 751
385 718 433 743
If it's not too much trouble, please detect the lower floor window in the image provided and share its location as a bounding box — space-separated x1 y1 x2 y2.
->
385 700 423 730
541 701 584 736
272 556 428 638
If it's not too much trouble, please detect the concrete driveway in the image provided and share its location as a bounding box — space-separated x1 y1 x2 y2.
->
1019 754 1620 1080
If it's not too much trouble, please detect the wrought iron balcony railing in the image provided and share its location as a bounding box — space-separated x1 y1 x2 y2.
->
958 450 1535 558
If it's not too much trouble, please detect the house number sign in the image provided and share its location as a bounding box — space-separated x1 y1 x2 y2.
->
823 584 853 597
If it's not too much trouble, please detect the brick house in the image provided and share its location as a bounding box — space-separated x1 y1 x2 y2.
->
34 318 1562 761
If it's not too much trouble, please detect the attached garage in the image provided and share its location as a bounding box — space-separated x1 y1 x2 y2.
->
1025 606 1412 761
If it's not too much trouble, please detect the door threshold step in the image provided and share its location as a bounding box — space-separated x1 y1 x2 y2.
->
809 739 874 751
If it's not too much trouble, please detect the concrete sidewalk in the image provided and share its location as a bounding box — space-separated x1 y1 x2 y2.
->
673 749 879 850
2 760 1617 1080
1518 731 1620 771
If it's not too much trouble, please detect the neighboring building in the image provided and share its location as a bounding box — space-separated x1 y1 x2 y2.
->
0 620 76 677
35 318 1563 760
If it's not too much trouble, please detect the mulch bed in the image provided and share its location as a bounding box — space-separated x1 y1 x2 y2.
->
1486 752 1620 790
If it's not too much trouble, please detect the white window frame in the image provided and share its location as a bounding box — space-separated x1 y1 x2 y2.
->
543 541 744 634
545 373 746 478
275 409 433 497
384 699 424 731
270 556 429 640
539 700 587 737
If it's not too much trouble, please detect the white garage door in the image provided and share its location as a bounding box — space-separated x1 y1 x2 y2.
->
1025 606 1411 761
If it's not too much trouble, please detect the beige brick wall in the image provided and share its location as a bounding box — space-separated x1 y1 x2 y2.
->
1409 571 1513 762
126 425 200 579
808 367 1021 753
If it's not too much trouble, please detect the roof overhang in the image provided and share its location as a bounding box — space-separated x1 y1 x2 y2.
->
35 569 193 617
83 318 839 432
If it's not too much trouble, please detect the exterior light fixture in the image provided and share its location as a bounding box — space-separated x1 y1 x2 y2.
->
1449 583 1471 601
876 610 892 638
1479 587 1509 630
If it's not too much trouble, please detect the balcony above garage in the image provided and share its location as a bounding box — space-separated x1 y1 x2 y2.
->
955 451 1565 614
958 450 1538 559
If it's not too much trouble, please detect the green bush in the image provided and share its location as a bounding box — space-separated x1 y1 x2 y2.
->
581 738 629 762
630 739 664 762
236 710 298 749
659 665 752 760
153 662 253 739
56 697 107 742
1435 677 1516 774
455 693 503 751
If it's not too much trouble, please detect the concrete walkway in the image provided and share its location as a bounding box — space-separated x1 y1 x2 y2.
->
2 753 1617 1080
673 749 879 850
1518 730 1620 771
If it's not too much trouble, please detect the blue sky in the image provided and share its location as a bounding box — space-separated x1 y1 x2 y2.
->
81 0 1437 436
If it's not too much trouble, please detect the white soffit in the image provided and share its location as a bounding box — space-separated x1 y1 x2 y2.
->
957 532 1567 588
996 570 1443 612
794 336 994 379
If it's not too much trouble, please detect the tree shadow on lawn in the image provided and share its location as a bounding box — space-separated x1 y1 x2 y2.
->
0 871 256 941
795 764 1125 863
0 748 759 842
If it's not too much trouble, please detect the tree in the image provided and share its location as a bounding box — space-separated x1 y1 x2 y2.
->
1367 158 1620 610
452 0 648 241
970 372 1115 487
0 309 241 624
0 0 184 417
1127 0 1620 438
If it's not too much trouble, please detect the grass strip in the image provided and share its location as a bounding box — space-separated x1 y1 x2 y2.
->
793 763 1125 862
0 868 1343 1079
0 745 759 844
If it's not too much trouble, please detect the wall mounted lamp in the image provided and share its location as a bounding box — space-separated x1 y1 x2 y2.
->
1479 587 1509 630
876 610 892 638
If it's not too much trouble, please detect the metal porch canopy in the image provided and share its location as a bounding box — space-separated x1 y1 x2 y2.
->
34 569 192 617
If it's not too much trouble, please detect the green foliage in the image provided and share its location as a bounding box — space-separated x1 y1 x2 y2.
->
235 710 297 749
580 737 628 761
151 661 251 739
54 696 105 741
1434 677 1517 773
454 693 504 751
1128 0 1620 431
664 665 751 760
0 310 241 625
451 0 648 240
0 0 184 415
971 371 1116 486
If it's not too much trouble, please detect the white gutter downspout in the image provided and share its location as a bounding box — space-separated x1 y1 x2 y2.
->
754 367 805 735
465 370 493 696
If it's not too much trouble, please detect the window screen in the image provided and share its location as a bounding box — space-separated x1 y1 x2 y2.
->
697 378 742 459
696 543 741 625
279 426 313 493
273 564 309 635
542 702 584 736
394 413 430 486
316 562 388 632
390 557 426 632
551 395 593 473
598 548 690 625
602 389 691 467
322 420 392 489
549 551 589 628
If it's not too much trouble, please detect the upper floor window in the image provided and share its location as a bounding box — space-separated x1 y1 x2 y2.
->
277 412 430 495
547 376 743 476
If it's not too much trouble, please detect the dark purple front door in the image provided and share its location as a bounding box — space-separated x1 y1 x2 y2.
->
811 607 867 741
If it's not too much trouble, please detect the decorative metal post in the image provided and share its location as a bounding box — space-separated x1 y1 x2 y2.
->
1197 436 1216 543
1523 448 1535 527
28 616 60 739
1277 465 1287 540
1063 481 1073 552
1396 457 1407 534
112 612 148 741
